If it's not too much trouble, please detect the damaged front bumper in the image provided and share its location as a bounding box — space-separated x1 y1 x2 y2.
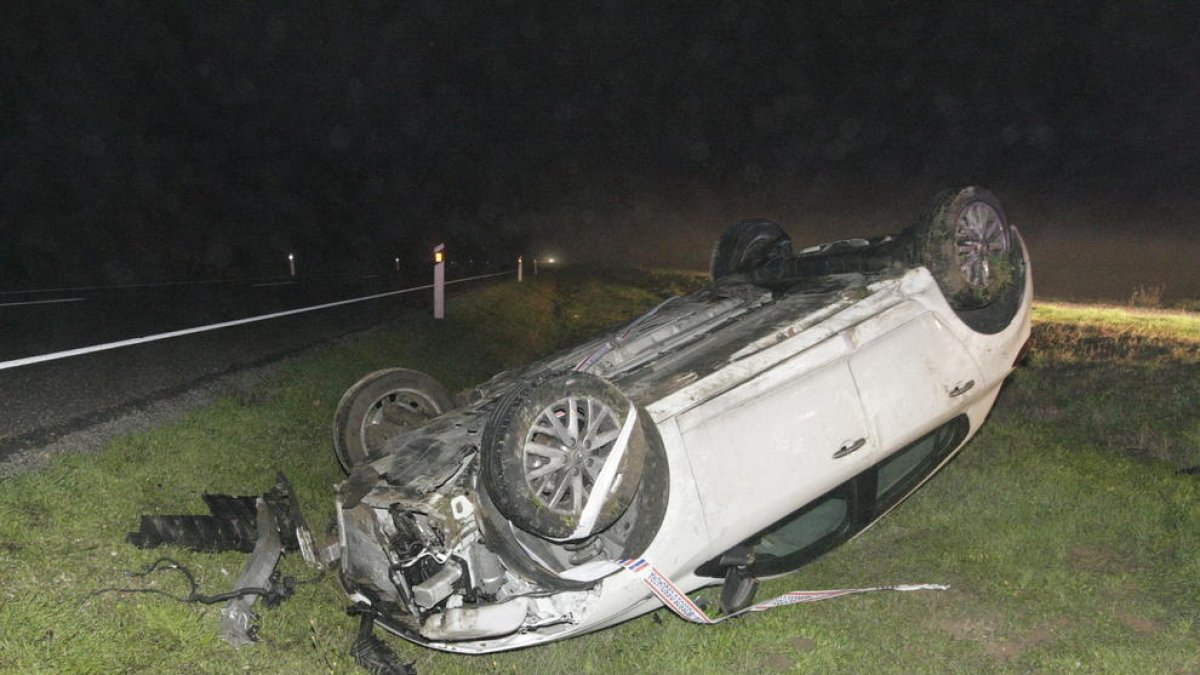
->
336 470 610 648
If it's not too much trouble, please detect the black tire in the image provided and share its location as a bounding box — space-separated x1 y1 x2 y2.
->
913 186 1015 310
709 219 793 282
333 368 453 473
481 372 647 541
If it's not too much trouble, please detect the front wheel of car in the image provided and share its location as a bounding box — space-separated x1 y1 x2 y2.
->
709 219 794 282
914 186 1015 310
481 372 647 541
332 368 453 473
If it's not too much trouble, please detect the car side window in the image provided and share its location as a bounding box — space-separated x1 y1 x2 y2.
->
743 484 857 577
873 415 969 513
695 481 861 579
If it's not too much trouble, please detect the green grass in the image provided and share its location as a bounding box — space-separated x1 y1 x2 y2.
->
1034 301 1200 343
1 278 1197 674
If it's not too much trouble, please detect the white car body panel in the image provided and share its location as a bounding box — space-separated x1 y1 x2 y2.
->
680 354 874 545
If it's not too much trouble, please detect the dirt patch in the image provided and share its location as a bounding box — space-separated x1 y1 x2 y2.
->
758 636 817 672
981 617 1074 664
1067 545 1141 574
934 615 1000 642
931 608 1079 664
924 589 1001 641
760 653 793 672
790 636 816 652
982 639 1022 662
1115 609 1164 635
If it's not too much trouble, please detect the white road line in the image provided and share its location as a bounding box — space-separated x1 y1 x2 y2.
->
0 297 86 308
252 281 298 288
0 271 512 371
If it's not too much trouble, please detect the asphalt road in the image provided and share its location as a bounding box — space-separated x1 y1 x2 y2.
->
0 270 434 361
0 270 506 472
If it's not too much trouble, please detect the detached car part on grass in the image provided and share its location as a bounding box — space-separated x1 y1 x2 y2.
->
333 186 1033 653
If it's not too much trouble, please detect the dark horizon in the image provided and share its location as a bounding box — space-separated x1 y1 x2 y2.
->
3 2 1197 303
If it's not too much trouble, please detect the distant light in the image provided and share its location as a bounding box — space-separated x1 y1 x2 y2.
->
546 257 557 264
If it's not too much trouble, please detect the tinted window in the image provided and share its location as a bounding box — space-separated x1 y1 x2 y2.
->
874 416 969 510
748 491 851 576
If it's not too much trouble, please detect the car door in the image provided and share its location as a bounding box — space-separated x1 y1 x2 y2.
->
847 308 983 452
694 414 970 580
676 337 877 551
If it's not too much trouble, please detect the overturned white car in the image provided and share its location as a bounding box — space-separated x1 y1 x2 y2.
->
333 186 1032 654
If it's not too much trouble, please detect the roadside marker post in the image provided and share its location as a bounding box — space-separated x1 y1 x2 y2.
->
288 253 296 277
533 257 538 276
433 244 445 319
517 256 524 282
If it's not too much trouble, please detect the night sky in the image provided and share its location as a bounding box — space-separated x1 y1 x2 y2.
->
3 2 1198 301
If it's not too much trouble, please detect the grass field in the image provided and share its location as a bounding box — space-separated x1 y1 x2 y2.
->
1 271 1197 674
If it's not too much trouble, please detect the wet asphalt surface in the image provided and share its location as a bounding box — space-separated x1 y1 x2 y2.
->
0 272 498 473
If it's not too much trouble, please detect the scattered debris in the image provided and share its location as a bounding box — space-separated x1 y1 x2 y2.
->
350 613 417 675
127 473 311 555
218 496 284 646
112 474 335 648
89 555 302 607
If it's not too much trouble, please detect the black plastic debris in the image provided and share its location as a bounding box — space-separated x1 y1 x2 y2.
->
127 473 308 553
339 463 383 510
115 473 331 648
351 613 417 675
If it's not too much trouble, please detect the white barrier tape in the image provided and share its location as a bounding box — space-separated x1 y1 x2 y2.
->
618 558 947 624
565 405 638 540
619 558 712 623
0 271 512 372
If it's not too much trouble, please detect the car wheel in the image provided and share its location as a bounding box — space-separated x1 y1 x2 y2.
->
481 372 647 541
914 186 1015 310
333 368 453 473
709 219 793 282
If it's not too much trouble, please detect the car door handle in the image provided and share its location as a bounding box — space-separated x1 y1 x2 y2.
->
949 380 975 398
833 437 867 459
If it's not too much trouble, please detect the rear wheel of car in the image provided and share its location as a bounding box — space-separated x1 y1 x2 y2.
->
709 219 793 282
333 368 453 473
481 372 647 541
914 186 1015 310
